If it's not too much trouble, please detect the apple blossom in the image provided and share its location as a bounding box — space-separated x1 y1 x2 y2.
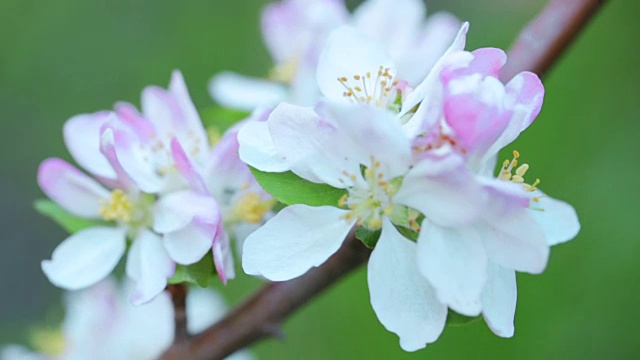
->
209 0 460 110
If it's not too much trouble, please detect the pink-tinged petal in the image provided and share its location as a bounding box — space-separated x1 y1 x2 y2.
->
38 158 110 218
352 0 425 63
316 26 395 103
242 204 354 281
395 11 461 85
261 0 347 64
368 219 447 351
484 71 545 160
401 21 469 126
443 75 511 152
101 117 164 193
99 128 136 191
482 262 517 338
153 190 221 234
41 227 126 290
395 152 482 226
170 138 208 194
163 221 217 265
318 102 412 178
237 120 290 173
212 224 235 285
479 180 549 274
267 102 359 187
441 48 507 82
169 70 208 146
528 191 580 246
63 111 116 179
417 220 487 316
126 229 175 305
209 72 288 111
114 102 157 140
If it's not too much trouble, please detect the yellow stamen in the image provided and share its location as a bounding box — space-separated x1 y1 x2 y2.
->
233 192 275 223
30 328 65 357
99 189 133 223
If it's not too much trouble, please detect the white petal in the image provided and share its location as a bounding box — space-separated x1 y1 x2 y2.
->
317 26 395 102
41 227 126 290
163 221 215 265
529 192 580 246
353 0 425 64
417 221 487 316
237 120 289 173
268 102 360 187
242 205 354 281
63 112 116 179
186 287 228 334
126 229 175 305
37 158 110 218
395 153 482 226
169 70 208 149
153 190 220 234
368 219 447 351
209 71 288 111
0 345 46 360
401 22 469 138
479 182 549 274
318 102 413 178
482 262 517 338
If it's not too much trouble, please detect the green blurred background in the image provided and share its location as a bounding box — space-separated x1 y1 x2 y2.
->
1 0 638 358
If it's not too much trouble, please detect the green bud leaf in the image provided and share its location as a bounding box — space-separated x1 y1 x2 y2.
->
169 253 216 288
34 199 105 233
446 309 481 327
355 227 381 248
250 167 348 207
393 224 419 242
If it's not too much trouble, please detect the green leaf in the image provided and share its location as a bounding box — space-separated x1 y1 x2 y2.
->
34 199 105 233
200 106 250 133
355 227 381 248
169 253 216 288
250 167 348 207
446 309 481 327
393 224 419 242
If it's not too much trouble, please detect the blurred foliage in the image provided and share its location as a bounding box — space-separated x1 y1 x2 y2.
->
1 0 639 359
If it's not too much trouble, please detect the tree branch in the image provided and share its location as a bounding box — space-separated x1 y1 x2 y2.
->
500 0 607 82
167 283 189 343
159 0 607 359
160 233 370 360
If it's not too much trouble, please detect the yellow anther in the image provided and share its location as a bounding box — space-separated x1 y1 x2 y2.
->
354 86 362 92
515 164 529 177
233 192 275 224
99 189 133 223
354 75 361 80
510 159 518 167
502 159 510 167
513 150 520 158
338 194 348 207
339 77 348 82
511 175 525 183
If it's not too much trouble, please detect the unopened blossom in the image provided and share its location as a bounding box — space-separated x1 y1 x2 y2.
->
0 279 253 360
238 100 492 351
39 71 270 304
209 0 460 110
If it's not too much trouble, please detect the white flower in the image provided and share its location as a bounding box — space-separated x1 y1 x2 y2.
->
209 0 461 110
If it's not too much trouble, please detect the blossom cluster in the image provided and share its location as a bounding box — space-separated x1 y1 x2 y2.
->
18 0 579 355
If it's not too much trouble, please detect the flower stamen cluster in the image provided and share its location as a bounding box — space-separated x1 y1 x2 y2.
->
338 66 399 109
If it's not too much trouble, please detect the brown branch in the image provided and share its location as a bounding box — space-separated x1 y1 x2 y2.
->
500 0 607 82
159 1 607 359
167 283 189 343
160 233 370 360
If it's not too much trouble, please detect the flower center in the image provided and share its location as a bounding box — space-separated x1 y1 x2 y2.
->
498 150 546 210
99 189 134 223
339 160 396 230
269 57 298 84
232 192 275 224
338 66 401 111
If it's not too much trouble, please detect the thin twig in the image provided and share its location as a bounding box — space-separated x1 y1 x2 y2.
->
167 283 189 343
500 0 607 82
159 0 607 359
